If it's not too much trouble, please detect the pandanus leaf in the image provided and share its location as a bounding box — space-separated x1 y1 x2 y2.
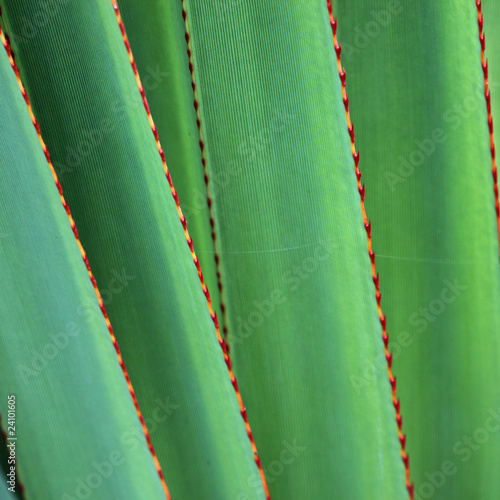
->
0 34 166 498
334 1 500 498
0 1 266 498
116 0 411 498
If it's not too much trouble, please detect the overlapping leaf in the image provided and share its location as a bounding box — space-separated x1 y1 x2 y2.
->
0 1 266 498
0 36 165 499
116 0 410 497
116 0 222 326
335 1 500 498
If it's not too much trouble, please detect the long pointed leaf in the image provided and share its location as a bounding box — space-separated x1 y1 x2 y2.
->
120 0 411 497
114 0 223 326
0 35 166 499
0 2 266 498
335 1 500 498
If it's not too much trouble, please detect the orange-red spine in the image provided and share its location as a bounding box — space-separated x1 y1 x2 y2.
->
476 0 500 258
326 2 413 497
0 18 170 500
112 3 270 498
180 3 229 342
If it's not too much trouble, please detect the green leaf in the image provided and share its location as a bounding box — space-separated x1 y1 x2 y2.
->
119 0 410 497
335 0 500 498
116 0 223 327
0 34 166 499
483 0 500 240
0 1 266 498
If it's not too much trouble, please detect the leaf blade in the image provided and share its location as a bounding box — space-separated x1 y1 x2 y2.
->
0 1 266 498
0 31 166 499
126 0 410 497
335 1 500 497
